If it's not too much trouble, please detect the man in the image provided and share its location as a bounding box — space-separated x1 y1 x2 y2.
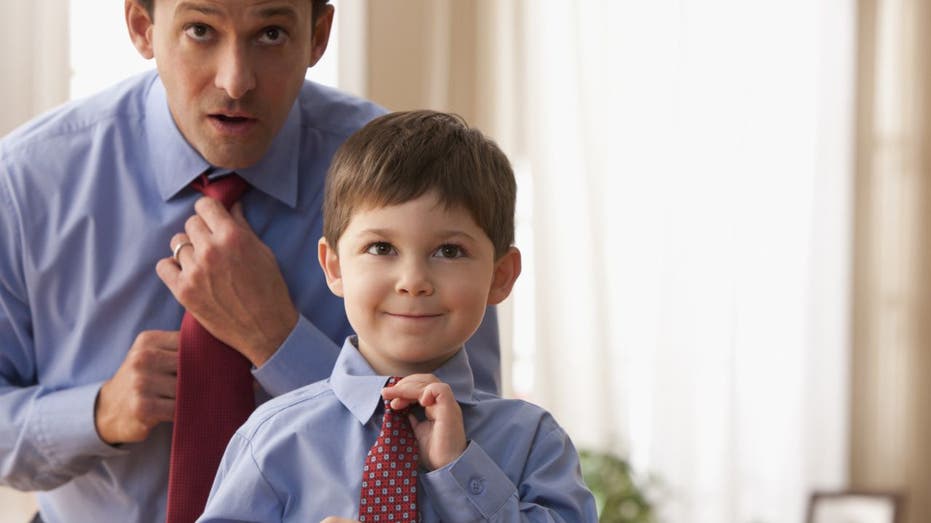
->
0 1 500 521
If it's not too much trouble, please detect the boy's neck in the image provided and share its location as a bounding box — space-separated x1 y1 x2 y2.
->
351 336 462 377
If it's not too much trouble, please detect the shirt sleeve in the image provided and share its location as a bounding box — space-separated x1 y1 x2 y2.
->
252 315 340 397
197 432 284 523
421 427 598 522
0 169 126 491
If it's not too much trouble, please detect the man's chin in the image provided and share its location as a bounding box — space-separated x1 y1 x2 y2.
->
198 145 266 170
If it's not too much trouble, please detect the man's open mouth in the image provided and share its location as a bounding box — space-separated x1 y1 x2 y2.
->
211 114 253 123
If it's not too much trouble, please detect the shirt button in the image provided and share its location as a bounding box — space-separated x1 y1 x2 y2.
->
469 477 485 495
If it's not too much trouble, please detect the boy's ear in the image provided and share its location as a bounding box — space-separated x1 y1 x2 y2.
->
487 247 522 305
317 237 344 297
125 0 155 60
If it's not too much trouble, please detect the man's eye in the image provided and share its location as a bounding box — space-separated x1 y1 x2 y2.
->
258 26 288 45
365 242 394 256
185 24 212 41
434 245 465 259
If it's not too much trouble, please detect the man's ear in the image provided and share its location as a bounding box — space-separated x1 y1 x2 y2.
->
125 0 155 60
318 237 344 297
308 4 335 67
487 247 522 305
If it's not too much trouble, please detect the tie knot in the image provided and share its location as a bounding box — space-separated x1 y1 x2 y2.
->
191 173 249 210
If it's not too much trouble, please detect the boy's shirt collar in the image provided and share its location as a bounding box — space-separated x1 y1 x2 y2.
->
146 75 301 208
330 336 478 426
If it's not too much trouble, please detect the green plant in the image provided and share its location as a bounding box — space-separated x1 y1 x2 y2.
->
579 449 657 523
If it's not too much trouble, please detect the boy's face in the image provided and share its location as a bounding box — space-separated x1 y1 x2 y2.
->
126 0 332 169
319 192 520 377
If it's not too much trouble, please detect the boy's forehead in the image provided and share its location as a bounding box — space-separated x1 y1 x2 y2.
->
347 196 482 234
354 192 472 218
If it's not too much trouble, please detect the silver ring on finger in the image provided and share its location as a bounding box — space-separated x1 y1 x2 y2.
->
172 241 193 263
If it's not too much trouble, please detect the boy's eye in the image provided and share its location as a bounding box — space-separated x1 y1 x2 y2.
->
365 242 395 256
434 244 465 259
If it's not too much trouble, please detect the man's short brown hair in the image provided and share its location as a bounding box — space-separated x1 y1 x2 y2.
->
136 0 330 23
323 110 516 258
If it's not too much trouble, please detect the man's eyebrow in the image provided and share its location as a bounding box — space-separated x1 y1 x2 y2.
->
176 1 222 16
172 2 298 20
255 5 300 20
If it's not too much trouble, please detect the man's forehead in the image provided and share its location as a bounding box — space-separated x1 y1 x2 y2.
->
163 0 312 18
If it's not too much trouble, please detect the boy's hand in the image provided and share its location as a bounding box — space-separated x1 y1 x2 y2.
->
381 374 467 471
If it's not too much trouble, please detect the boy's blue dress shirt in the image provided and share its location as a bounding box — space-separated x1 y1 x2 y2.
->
0 71 501 522
198 338 597 523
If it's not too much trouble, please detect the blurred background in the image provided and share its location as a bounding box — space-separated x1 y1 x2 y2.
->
0 0 926 522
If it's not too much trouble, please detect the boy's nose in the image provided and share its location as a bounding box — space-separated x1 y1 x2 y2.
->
214 42 256 100
395 262 435 296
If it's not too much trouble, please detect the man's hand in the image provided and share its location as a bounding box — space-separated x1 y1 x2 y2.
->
94 330 179 445
319 518 361 523
381 374 467 471
155 198 299 367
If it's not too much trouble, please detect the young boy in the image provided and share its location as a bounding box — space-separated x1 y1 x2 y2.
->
198 111 597 522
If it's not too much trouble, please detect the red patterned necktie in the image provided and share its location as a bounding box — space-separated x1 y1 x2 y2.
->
359 376 419 522
166 173 253 523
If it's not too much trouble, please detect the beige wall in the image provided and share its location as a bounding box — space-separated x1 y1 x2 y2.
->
0 0 69 137
851 1 931 523
363 0 516 140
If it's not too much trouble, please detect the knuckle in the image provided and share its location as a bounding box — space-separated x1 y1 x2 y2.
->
197 242 220 264
170 232 187 247
129 396 148 419
184 215 201 232
215 227 237 247
134 331 155 348
137 348 159 368
130 374 149 394
427 382 450 396
195 196 211 212
136 402 154 421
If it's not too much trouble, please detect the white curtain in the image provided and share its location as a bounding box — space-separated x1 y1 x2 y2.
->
1 1 859 521
503 1 856 521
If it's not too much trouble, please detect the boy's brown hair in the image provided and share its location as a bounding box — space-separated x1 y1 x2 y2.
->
323 110 516 257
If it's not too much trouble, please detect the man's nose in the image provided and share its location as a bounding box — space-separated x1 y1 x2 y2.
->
214 41 256 100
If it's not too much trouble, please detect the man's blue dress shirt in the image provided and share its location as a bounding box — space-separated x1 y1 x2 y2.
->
0 71 501 522
199 338 597 523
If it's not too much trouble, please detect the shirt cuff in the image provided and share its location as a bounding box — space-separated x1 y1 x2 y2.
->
421 441 516 521
32 381 128 468
252 315 340 397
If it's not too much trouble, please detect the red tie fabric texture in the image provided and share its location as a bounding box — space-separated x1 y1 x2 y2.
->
166 174 253 523
359 376 419 522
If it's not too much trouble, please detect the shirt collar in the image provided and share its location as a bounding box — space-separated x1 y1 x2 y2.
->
330 336 478 426
146 76 301 208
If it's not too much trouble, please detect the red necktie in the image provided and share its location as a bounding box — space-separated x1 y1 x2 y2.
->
166 174 253 523
359 377 420 522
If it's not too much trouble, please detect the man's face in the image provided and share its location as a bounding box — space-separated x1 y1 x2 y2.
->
131 0 329 168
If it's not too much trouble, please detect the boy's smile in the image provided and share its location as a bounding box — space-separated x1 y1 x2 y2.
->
319 191 519 377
